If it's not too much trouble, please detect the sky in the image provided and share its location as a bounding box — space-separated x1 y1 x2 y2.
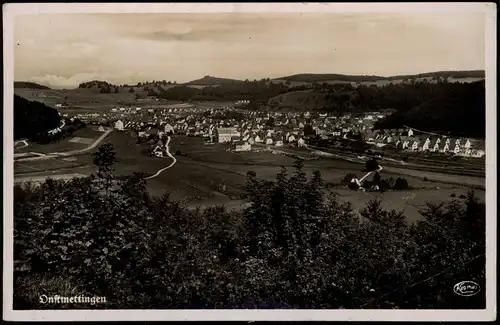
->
14 12 486 88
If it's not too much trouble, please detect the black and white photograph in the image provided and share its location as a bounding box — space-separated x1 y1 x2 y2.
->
3 3 496 322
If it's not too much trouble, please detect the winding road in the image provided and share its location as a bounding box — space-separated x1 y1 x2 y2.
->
144 136 177 180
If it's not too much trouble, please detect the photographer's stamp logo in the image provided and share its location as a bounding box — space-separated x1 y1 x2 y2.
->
453 281 480 297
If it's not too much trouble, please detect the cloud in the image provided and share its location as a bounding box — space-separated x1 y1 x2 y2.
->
14 12 485 87
31 72 117 88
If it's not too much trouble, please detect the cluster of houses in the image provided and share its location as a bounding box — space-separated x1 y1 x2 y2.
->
365 129 486 158
89 104 485 159
216 127 306 152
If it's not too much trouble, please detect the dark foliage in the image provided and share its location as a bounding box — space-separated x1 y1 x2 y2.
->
341 173 358 185
274 70 484 83
14 95 61 140
30 119 86 144
373 81 485 137
393 177 410 190
365 158 380 172
78 80 117 89
14 81 51 89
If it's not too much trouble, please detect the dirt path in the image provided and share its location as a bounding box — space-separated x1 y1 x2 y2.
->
144 136 177 180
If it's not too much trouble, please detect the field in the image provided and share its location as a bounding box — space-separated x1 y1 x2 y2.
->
14 133 486 223
14 158 90 174
16 127 104 154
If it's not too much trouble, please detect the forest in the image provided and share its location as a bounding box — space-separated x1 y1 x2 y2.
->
14 95 61 140
13 144 485 309
373 80 485 137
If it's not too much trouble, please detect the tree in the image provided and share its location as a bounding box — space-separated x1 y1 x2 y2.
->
393 177 409 190
92 143 118 181
365 158 380 172
303 124 315 137
372 172 382 187
129 87 135 93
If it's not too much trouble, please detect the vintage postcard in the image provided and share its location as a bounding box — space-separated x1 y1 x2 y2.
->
3 2 496 322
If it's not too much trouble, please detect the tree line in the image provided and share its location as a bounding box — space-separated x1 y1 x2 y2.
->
13 144 485 309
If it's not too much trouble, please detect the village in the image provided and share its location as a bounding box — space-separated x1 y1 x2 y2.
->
67 103 486 159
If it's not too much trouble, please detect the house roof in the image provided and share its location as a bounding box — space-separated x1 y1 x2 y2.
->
217 127 239 134
429 139 439 147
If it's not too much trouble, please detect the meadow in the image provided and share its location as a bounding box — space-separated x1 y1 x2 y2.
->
14 132 486 224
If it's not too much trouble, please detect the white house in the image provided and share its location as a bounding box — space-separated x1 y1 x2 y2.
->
297 137 306 147
217 127 240 143
441 142 450 153
287 134 296 143
462 139 472 156
275 140 284 147
429 139 439 152
164 124 175 134
98 125 106 132
411 140 420 151
422 138 432 151
471 149 485 158
115 120 124 130
234 141 251 152
451 139 461 154
265 137 274 145
408 128 414 137
152 145 164 157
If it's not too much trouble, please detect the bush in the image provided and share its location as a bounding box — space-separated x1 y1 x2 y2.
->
450 193 456 197
393 177 410 190
365 158 380 172
341 173 358 185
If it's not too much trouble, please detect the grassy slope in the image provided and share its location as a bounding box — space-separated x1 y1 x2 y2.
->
267 90 329 110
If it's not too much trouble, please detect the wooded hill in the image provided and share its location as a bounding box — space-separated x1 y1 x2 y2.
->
274 70 485 83
14 95 61 140
14 82 51 90
373 80 485 138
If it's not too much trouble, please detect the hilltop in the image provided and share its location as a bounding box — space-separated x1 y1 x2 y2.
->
14 82 51 90
184 75 246 86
